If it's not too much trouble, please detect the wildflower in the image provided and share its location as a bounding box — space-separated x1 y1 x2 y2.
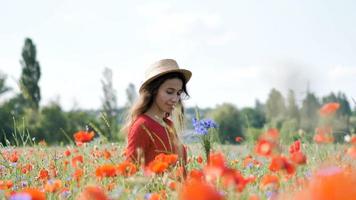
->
21 164 33 174
255 139 274 157
59 188 71 199
179 179 224 200
147 193 161 200
9 151 19 163
192 118 218 135
292 166 356 200
72 155 84 168
290 151 307 165
168 181 177 190
314 127 334 144
196 155 203 164
73 168 84 182
64 149 71 157
188 169 204 181
0 180 13 190
220 168 250 192
146 153 179 174
319 102 340 116
269 155 295 175
347 146 356 159
37 169 49 180
289 140 307 165
44 179 62 193
117 161 137 177
260 174 279 190
77 185 108 200
147 160 169 174
289 140 301 154
11 188 46 200
95 164 117 178
73 130 95 144
103 149 111 160
235 136 243 142
154 153 178 165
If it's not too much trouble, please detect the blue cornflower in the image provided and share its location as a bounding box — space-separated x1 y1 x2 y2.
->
192 118 218 135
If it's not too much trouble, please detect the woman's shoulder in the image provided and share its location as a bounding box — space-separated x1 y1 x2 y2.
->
132 114 149 126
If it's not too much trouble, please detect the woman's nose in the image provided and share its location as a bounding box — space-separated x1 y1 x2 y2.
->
171 94 180 103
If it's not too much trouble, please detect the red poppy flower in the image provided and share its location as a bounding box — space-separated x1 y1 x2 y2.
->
255 139 274 157
0 180 13 190
38 169 49 180
117 161 137 177
154 153 178 165
64 149 71 157
77 185 108 200
21 163 33 174
73 168 84 182
147 160 169 174
95 164 117 178
197 155 203 164
73 130 95 143
260 174 279 189
221 168 250 192
103 149 111 160
269 155 295 175
319 102 340 116
235 136 243 142
289 140 301 154
293 166 356 200
179 179 224 200
188 169 205 181
347 146 356 159
290 151 307 165
72 155 84 168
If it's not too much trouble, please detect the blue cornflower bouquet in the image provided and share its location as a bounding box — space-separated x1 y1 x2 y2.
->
192 117 219 163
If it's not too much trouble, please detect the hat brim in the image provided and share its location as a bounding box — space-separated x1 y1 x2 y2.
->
139 69 192 92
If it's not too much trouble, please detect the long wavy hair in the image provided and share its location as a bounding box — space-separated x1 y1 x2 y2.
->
122 72 190 135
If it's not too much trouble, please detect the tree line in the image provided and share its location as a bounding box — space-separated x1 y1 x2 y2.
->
1 38 356 145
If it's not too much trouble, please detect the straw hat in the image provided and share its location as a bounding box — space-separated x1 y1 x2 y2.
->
139 59 192 92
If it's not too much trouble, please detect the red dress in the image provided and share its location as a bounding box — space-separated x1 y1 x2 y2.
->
125 114 187 166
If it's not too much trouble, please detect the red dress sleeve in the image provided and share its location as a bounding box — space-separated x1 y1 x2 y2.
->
125 122 150 163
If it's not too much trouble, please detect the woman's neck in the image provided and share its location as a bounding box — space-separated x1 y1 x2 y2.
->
145 106 165 119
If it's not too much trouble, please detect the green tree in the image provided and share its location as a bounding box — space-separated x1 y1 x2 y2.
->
240 107 265 129
208 103 243 144
20 38 41 110
265 88 286 128
300 92 320 137
286 89 299 121
125 83 137 107
101 67 119 140
0 72 11 97
38 102 69 144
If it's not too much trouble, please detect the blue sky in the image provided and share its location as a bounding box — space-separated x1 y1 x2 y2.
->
1 0 356 110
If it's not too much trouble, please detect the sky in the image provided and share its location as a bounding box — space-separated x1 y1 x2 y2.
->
1 0 356 110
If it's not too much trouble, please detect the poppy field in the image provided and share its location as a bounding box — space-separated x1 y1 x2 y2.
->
1 103 356 200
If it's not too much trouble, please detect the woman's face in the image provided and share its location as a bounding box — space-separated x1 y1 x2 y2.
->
154 78 183 114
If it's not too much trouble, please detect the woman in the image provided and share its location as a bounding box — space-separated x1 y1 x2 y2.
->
123 59 192 168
